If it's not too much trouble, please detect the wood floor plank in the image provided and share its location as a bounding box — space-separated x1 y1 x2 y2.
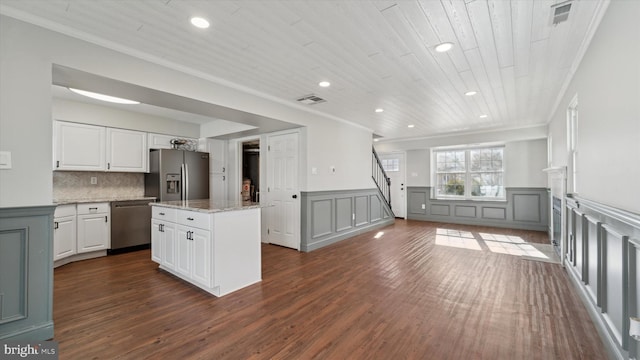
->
52 220 607 359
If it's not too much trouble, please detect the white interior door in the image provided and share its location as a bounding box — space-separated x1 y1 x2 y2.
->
267 132 300 250
379 152 406 218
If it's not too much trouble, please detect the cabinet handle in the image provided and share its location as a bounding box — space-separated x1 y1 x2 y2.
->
187 217 194 221
159 212 165 216
222 167 225 173
107 163 111 170
159 223 164 232
56 160 60 168
54 221 59 230
105 216 108 222
89 207 98 211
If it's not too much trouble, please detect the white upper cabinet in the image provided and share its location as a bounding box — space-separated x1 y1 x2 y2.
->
54 121 106 171
106 128 147 172
54 121 148 172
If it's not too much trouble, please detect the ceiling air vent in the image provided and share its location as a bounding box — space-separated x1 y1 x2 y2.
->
296 94 326 105
551 1 572 25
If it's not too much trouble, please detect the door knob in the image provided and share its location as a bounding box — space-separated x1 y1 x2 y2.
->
292 194 298 199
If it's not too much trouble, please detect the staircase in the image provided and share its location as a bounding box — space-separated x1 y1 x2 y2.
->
372 147 392 211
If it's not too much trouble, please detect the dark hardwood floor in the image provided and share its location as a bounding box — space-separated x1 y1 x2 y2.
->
53 220 607 359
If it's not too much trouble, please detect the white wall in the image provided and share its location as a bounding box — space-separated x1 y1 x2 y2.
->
547 0 640 213
0 16 372 207
377 129 548 189
53 98 200 137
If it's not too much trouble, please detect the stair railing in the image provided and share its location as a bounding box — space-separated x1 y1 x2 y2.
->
372 147 391 209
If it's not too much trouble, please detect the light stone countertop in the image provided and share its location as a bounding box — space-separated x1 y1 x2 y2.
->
54 197 157 205
151 199 267 213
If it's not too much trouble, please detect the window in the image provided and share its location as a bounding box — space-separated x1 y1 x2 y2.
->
434 146 504 199
381 158 399 172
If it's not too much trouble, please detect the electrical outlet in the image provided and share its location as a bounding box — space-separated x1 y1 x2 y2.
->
421 204 426 209
90 176 98 185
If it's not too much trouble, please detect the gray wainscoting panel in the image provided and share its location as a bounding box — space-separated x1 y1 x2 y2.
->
455 205 476 218
370 195 382 222
584 215 601 305
354 196 369 227
431 204 450 216
575 210 585 281
301 189 394 252
565 196 640 360
513 194 541 222
0 228 27 323
0 205 56 341
602 224 627 348
406 187 548 232
311 199 333 239
408 191 427 215
335 197 354 233
482 207 506 220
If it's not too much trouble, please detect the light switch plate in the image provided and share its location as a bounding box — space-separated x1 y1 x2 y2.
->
0 151 12 169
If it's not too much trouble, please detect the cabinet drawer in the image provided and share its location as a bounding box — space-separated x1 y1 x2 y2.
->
77 202 109 215
55 204 76 218
177 210 211 230
152 207 177 222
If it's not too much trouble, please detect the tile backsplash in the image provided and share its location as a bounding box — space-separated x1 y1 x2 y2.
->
53 171 145 200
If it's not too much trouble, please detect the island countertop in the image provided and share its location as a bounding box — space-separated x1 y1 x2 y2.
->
150 199 266 213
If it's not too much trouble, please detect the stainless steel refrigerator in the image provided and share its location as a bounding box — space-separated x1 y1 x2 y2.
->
145 149 210 201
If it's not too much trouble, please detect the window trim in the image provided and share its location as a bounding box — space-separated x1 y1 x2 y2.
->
432 145 506 201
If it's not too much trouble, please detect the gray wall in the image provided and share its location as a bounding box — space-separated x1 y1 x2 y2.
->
0 205 55 341
301 189 394 252
565 196 640 360
407 187 548 232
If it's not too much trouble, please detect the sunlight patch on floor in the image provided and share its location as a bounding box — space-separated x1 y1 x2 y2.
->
435 228 482 251
480 232 549 259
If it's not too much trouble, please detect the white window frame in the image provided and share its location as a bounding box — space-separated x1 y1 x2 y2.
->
381 158 400 172
432 146 505 201
567 94 578 194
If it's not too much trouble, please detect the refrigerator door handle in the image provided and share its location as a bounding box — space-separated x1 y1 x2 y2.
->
181 163 186 201
184 163 189 200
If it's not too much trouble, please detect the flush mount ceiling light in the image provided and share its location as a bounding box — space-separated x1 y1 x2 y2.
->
190 17 210 29
318 81 331 87
479 114 488 118
375 108 384 113
408 124 415 128
68 88 140 104
435 42 453 53
465 91 477 96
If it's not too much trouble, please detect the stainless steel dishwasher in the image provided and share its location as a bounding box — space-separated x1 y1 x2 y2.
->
109 200 153 253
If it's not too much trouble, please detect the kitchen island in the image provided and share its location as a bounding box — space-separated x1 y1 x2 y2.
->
150 199 263 297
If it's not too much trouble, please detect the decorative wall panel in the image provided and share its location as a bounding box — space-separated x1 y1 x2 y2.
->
406 187 548 232
301 189 394 252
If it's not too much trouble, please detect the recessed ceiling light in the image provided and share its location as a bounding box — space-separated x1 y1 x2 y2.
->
318 81 330 87
68 88 140 104
373 138 379 142
465 91 477 96
375 108 384 113
190 17 210 29
435 42 453 53
479 114 488 118
408 124 415 128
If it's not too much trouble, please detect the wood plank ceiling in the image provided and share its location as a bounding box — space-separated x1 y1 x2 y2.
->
0 0 608 141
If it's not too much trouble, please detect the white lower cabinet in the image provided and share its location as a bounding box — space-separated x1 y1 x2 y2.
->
53 202 110 263
54 205 77 261
76 203 110 253
150 205 261 297
176 225 211 287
